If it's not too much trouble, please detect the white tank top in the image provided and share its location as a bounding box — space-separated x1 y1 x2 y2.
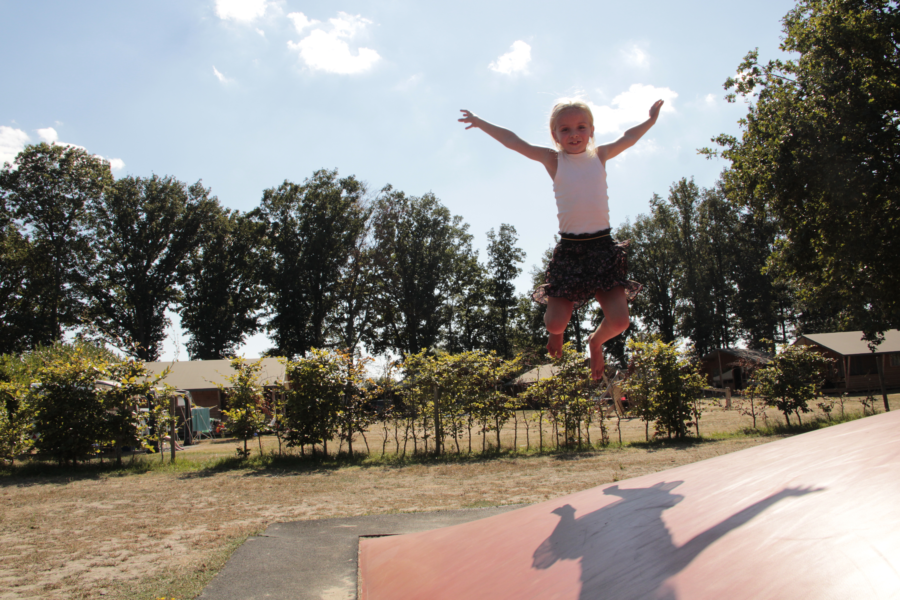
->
553 150 610 234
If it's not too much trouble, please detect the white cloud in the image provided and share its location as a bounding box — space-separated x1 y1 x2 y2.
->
589 84 678 136
489 41 531 75
287 11 319 33
216 0 269 22
255 28 265 37
0 126 30 167
287 12 380 75
213 66 234 84
394 73 423 92
0 125 123 172
37 127 58 143
705 93 717 105
620 44 649 68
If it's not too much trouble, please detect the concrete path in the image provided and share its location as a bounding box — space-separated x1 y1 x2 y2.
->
197 505 523 600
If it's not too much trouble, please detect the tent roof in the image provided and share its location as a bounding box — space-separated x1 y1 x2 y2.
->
512 364 559 385
142 358 286 390
701 348 772 364
798 330 900 356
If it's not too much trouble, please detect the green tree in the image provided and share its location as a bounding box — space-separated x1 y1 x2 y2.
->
443 234 489 353
327 207 378 353
0 219 37 354
485 224 526 358
86 175 218 360
730 209 795 349
622 337 707 440
333 349 378 456
370 187 471 357
0 378 31 465
100 359 167 466
510 245 553 358
669 178 717 357
281 349 344 454
697 183 740 350
0 143 113 345
257 170 369 357
178 208 266 359
218 357 269 458
705 0 900 344
619 198 679 344
27 347 110 466
755 344 831 426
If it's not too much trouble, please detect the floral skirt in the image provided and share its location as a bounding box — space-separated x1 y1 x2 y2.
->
531 228 642 309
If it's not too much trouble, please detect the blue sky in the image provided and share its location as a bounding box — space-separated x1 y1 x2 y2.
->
1 0 797 360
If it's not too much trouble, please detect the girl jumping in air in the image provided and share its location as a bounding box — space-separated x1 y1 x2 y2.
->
459 98 662 380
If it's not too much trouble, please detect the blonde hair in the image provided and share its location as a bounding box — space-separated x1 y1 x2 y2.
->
549 99 596 154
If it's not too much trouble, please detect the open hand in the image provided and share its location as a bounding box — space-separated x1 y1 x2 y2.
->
649 100 664 121
458 109 481 130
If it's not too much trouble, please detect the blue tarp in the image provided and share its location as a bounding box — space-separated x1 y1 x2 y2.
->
192 407 211 433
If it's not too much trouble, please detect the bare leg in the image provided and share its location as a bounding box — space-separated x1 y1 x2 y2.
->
544 296 574 359
588 287 630 380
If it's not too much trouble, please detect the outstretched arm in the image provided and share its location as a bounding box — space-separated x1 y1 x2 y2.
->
597 100 663 162
459 110 554 166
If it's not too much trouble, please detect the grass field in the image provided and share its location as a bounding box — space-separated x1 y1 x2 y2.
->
0 392 893 600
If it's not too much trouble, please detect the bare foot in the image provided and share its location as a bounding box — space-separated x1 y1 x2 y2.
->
588 332 605 380
546 333 564 358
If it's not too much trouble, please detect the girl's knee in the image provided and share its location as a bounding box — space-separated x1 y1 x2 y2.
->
544 312 569 335
609 312 630 334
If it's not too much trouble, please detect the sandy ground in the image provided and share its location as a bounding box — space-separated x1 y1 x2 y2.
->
0 395 889 600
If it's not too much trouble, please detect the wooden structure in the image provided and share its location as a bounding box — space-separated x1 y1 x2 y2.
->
698 348 772 390
795 330 900 391
143 358 287 419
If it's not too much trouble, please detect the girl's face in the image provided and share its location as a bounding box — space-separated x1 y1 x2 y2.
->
553 108 594 154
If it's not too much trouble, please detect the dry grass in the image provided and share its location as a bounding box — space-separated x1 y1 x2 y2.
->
0 393 892 600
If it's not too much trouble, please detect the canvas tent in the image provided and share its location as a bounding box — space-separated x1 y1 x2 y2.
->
143 358 287 419
795 330 900 392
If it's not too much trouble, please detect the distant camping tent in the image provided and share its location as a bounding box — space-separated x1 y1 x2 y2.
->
795 330 900 392
143 358 287 420
698 348 772 390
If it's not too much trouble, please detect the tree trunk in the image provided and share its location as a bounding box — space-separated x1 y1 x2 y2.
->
876 354 891 412
523 409 530 450
513 410 518 450
433 387 441 455
170 397 178 464
538 410 544 451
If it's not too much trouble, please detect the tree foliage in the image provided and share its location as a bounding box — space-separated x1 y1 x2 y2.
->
179 208 266 359
0 143 113 346
485 224 526 358
257 170 369 357
370 188 471 357
622 337 707 439
86 175 218 360
754 344 831 425
281 349 345 453
707 0 900 344
218 357 269 457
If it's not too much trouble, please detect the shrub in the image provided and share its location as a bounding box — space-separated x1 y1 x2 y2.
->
218 358 269 458
622 337 706 440
755 344 831 426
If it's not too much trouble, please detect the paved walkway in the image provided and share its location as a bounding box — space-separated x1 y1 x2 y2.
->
197 505 524 600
